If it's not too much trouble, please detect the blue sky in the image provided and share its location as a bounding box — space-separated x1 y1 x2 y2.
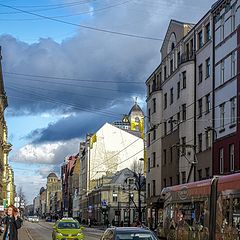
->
0 0 216 202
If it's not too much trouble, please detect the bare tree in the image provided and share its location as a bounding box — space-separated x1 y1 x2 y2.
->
130 159 144 174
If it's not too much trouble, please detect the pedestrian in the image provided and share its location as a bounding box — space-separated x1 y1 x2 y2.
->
2 205 22 240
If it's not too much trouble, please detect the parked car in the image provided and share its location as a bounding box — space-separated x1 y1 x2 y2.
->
46 217 52 222
28 216 33 222
101 227 159 240
52 218 84 240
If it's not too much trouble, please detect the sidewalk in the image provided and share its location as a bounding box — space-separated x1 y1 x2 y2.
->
0 225 31 240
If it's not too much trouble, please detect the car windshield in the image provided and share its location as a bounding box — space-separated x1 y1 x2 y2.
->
58 222 80 229
115 232 157 240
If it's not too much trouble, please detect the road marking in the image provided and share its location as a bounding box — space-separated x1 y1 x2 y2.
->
25 227 34 240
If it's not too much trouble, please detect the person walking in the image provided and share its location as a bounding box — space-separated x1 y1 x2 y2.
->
2 205 22 240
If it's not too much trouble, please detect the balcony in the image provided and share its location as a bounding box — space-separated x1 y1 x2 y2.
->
179 51 195 66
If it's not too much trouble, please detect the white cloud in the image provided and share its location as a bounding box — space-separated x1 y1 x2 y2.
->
12 138 80 165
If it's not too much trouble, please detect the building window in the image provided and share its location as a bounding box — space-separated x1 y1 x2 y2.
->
206 58 211 78
205 130 211 149
198 169 202 180
164 93 167 109
220 103 225 130
177 51 181 66
182 171 186 184
198 98 202 117
152 128 156 140
148 84 151 95
152 180 156 196
152 152 156 168
198 64 203 84
169 177 173 186
205 167 210 179
220 19 224 41
147 133 151 147
177 174 180 184
152 78 156 92
152 98 156 113
205 94 211 113
181 137 186 156
170 87 174 104
177 112 180 122
232 51 236 77
170 59 173 74
163 179 167 188
164 66 167 80
170 117 173 132
182 71 186 89
232 7 236 31
230 144 235 172
177 81 180 99
198 30 203 48
205 22 211 41
163 149 167 165
220 60 225 84
113 193 118 202
198 133 202 152
182 104 186 121
164 122 167 136
230 97 236 125
170 147 173 163
219 148 224 174
147 183 150 198
148 158 150 172
148 108 151 122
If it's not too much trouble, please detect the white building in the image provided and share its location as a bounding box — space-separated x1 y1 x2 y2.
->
212 0 240 175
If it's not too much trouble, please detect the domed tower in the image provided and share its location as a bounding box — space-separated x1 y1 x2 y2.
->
46 172 61 215
129 101 144 138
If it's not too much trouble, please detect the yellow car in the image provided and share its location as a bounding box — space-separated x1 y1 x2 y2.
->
52 218 84 240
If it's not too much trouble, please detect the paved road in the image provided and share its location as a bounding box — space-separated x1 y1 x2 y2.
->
15 221 103 240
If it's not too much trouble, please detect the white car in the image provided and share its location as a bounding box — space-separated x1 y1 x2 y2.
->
32 216 39 223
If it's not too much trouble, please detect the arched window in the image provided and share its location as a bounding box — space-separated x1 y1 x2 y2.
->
167 33 177 54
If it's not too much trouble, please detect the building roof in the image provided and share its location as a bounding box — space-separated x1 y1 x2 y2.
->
128 102 144 115
47 172 57 178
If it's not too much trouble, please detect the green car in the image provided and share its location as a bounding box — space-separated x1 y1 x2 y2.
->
52 218 84 240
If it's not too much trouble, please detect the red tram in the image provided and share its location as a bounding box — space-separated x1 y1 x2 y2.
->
158 173 240 239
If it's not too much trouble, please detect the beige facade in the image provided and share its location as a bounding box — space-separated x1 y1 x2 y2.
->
46 173 61 215
0 48 14 207
146 14 213 229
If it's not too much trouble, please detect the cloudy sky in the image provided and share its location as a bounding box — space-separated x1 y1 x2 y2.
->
0 0 216 202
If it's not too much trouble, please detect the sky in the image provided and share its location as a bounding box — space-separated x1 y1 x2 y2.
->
0 0 216 203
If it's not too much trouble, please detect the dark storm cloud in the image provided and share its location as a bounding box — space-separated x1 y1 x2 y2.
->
2 0 216 145
0 0 215 117
27 99 136 143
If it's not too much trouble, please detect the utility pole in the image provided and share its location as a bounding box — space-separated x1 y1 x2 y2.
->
128 181 131 227
138 173 142 224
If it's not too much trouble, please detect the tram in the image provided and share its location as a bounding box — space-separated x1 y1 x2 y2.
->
158 173 240 239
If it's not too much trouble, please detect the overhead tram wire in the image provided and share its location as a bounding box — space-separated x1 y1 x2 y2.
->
6 82 117 102
5 75 144 94
4 71 143 84
0 1 100 15
0 3 163 41
0 0 134 21
7 0 99 8
7 85 125 118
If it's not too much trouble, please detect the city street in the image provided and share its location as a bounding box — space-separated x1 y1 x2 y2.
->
15 221 103 240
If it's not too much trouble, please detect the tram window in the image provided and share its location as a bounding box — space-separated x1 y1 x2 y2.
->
216 194 240 238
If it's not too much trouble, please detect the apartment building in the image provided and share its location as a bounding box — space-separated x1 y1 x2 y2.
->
212 0 240 174
146 14 214 229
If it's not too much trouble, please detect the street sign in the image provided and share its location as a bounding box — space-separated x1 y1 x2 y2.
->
14 197 20 203
101 200 108 207
14 203 20 208
0 205 4 211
